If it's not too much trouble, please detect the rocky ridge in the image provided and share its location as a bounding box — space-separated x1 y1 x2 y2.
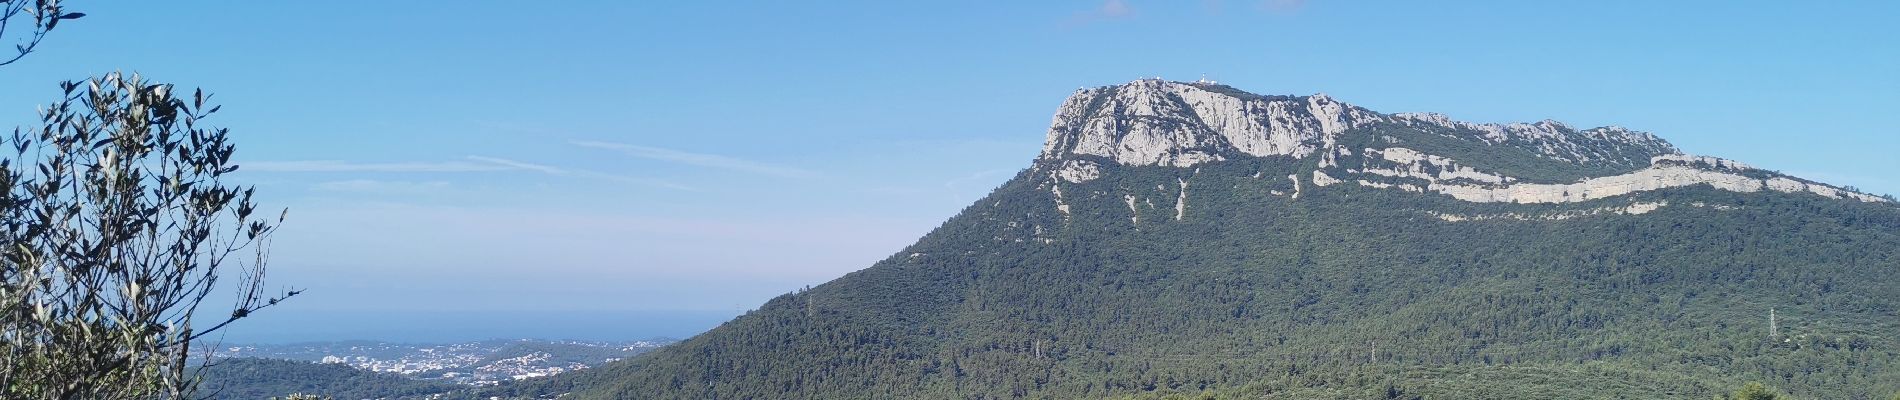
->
1038 79 1888 205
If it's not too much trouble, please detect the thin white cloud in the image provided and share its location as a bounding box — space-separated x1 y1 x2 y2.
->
243 160 507 173
578 172 700 191
313 179 452 194
466 155 697 191
571 140 820 179
465 156 565 175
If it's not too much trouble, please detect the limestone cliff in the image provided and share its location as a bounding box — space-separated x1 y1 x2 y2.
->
1036 79 1888 205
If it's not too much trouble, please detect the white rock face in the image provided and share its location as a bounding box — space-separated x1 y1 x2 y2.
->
1053 160 1102 183
1624 201 1667 214
1763 176 1887 202
1326 152 1891 204
1427 165 1760 203
1431 201 1672 222
1051 184 1070 216
1357 179 1424 193
1390 112 1676 166
1362 147 1512 184
1050 80 1226 167
1032 79 1888 207
1417 162 1890 203
1040 79 1379 167
1653 154 1751 171
1040 80 1679 170
1124 194 1140 225
1174 178 1189 220
1312 170 1341 187
1765 177 1807 193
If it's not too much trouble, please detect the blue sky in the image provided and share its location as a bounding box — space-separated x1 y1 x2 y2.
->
1 1 1895 342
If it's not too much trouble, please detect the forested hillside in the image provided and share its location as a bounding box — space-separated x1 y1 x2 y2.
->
475 162 1898 399
197 358 456 400
468 81 1900 399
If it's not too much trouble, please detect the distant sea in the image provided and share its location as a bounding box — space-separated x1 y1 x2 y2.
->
209 309 744 344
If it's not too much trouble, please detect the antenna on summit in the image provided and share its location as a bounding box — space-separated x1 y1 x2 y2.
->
1197 73 1216 84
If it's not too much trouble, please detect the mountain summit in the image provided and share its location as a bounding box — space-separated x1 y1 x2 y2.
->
1040 79 1672 168
1038 79 1884 204
482 81 1900 399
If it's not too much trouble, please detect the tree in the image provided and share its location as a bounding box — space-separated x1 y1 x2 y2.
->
0 72 295 399
1 0 85 66
1725 382 1780 400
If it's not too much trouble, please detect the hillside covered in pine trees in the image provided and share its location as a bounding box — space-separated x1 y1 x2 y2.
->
471 80 1900 399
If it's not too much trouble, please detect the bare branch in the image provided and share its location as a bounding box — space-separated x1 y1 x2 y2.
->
0 0 85 67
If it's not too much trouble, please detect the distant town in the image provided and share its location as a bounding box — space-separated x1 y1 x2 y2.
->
211 339 674 385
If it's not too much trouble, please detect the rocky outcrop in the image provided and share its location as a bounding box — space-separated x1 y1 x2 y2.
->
1763 176 1885 201
1361 147 1512 185
1427 163 1764 203
1039 79 1676 171
1389 113 1676 167
1039 79 1379 168
1034 79 1889 205
1051 160 1102 183
1347 153 1890 204
1430 201 1671 222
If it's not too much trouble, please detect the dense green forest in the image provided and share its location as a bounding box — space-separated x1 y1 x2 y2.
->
460 139 1900 399
197 358 455 400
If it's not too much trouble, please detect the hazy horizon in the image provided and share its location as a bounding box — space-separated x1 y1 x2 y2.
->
210 309 741 345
